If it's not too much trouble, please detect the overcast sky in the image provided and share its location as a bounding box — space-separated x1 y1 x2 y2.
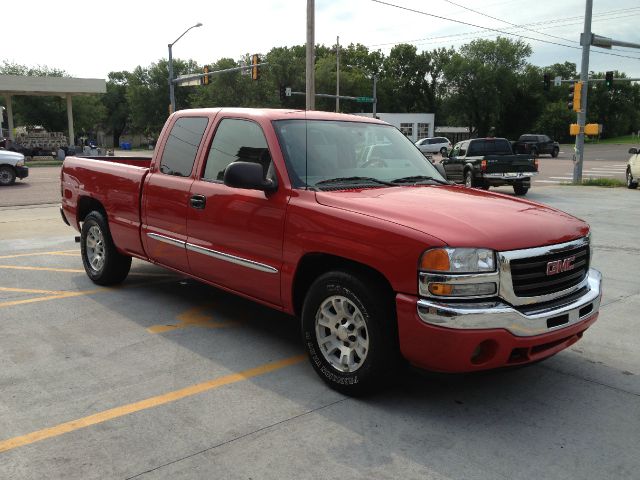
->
2 0 639 79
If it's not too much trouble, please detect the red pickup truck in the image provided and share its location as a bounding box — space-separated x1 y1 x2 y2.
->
61 108 602 395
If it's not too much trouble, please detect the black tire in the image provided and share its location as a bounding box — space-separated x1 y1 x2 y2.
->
627 168 638 189
513 183 529 196
551 147 559 158
80 211 131 285
439 147 448 155
0 165 16 186
301 270 399 395
464 169 476 188
530 148 538 158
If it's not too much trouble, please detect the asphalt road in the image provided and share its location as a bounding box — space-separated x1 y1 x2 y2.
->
0 185 639 479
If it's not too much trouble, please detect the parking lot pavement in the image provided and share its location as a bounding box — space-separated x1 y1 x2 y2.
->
1 186 639 479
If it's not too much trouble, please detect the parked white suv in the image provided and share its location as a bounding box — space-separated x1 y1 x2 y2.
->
415 137 452 155
0 149 29 185
627 147 639 189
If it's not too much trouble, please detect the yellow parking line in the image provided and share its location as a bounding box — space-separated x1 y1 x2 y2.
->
0 250 78 260
0 354 306 453
0 277 183 309
0 265 173 277
0 287 70 295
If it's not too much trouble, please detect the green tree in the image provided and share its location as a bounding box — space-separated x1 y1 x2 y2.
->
443 37 532 137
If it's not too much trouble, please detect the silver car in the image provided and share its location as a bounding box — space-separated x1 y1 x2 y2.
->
415 137 452 155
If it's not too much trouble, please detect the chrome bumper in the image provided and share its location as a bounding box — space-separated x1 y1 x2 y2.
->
417 268 601 337
482 172 537 179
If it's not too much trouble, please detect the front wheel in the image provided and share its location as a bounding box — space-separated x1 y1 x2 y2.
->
81 211 132 285
513 183 529 196
0 166 16 186
627 168 638 189
440 147 448 155
301 271 398 395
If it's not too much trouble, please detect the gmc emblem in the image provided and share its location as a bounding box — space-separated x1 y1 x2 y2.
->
546 256 576 276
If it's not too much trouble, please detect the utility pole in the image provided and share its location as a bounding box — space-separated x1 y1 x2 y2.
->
336 36 340 112
306 0 315 110
573 0 592 184
372 75 378 117
168 22 203 114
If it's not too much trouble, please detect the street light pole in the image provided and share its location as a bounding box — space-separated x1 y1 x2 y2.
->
168 22 203 114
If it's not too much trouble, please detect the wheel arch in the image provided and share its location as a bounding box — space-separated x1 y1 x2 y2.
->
77 196 107 224
291 253 395 318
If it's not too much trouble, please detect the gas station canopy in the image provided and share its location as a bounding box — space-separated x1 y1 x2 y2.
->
0 75 107 142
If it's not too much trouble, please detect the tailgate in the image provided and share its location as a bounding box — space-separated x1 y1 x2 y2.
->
484 155 536 174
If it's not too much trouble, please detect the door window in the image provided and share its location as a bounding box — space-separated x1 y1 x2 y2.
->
159 117 209 177
203 119 272 182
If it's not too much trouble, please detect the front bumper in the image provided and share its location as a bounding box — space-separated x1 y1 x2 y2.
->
396 268 601 373
15 165 29 179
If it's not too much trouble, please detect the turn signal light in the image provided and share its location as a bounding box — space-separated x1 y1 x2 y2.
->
420 249 450 272
429 283 453 295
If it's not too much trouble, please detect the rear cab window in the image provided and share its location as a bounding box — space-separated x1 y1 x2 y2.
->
160 117 209 177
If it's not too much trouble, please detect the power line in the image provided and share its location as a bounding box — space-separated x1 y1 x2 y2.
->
441 0 575 44
370 0 640 60
367 11 640 49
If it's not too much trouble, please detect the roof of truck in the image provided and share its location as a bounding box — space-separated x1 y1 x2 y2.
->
172 108 389 124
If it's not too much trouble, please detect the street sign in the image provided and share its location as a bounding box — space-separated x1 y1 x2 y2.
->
176 75 201 87
356 96 374 103
285 87 292 97
554 76 562 87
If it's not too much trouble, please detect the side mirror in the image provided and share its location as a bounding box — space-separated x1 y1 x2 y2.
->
629 148 638 155
434 163 447 179
223 161 277 192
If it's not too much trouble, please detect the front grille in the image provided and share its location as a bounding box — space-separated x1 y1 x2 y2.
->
510 244 589 297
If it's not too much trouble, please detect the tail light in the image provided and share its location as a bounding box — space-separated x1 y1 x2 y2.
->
481 160 487 172
534 158 539 171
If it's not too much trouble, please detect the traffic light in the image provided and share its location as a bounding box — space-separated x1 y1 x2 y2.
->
567 81 582 112
543 73 550 91
605 71 614 90
279 85 286 101
202 65 210 85
251 54 260 81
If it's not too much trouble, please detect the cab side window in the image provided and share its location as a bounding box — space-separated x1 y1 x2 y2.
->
159 117 209 177
203 119 272 182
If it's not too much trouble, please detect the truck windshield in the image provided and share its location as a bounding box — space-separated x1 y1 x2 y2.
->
273 120 445 188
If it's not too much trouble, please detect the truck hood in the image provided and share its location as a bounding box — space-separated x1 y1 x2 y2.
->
0 150 25 163
315 186 589 251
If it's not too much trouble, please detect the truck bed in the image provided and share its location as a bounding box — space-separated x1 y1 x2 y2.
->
61 156 151 258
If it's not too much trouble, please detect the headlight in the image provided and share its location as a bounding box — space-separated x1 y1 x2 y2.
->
420 248 495 273
16 159 24 167
419 247 498 298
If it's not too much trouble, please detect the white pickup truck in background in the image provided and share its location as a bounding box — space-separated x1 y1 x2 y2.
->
0 149 29 186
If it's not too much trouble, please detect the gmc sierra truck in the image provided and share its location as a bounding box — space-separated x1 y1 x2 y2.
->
442 137 538 195
61 108 602 395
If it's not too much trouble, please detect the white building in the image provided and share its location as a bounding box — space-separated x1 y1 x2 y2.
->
355 113 435 142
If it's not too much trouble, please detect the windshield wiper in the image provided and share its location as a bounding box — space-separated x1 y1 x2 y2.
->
390 175 450 186
315 176 395 186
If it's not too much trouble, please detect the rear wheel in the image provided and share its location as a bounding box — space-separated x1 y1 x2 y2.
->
627 168 638 189
464 169 476 188
513 183 529 196
0 166 16 186
81 211 131 285
530 147 538 158
551 147 559 158
301 270 398 395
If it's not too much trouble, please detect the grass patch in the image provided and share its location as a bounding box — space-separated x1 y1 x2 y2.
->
563 177 626 187
585 135 640 145
25 160 63 167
